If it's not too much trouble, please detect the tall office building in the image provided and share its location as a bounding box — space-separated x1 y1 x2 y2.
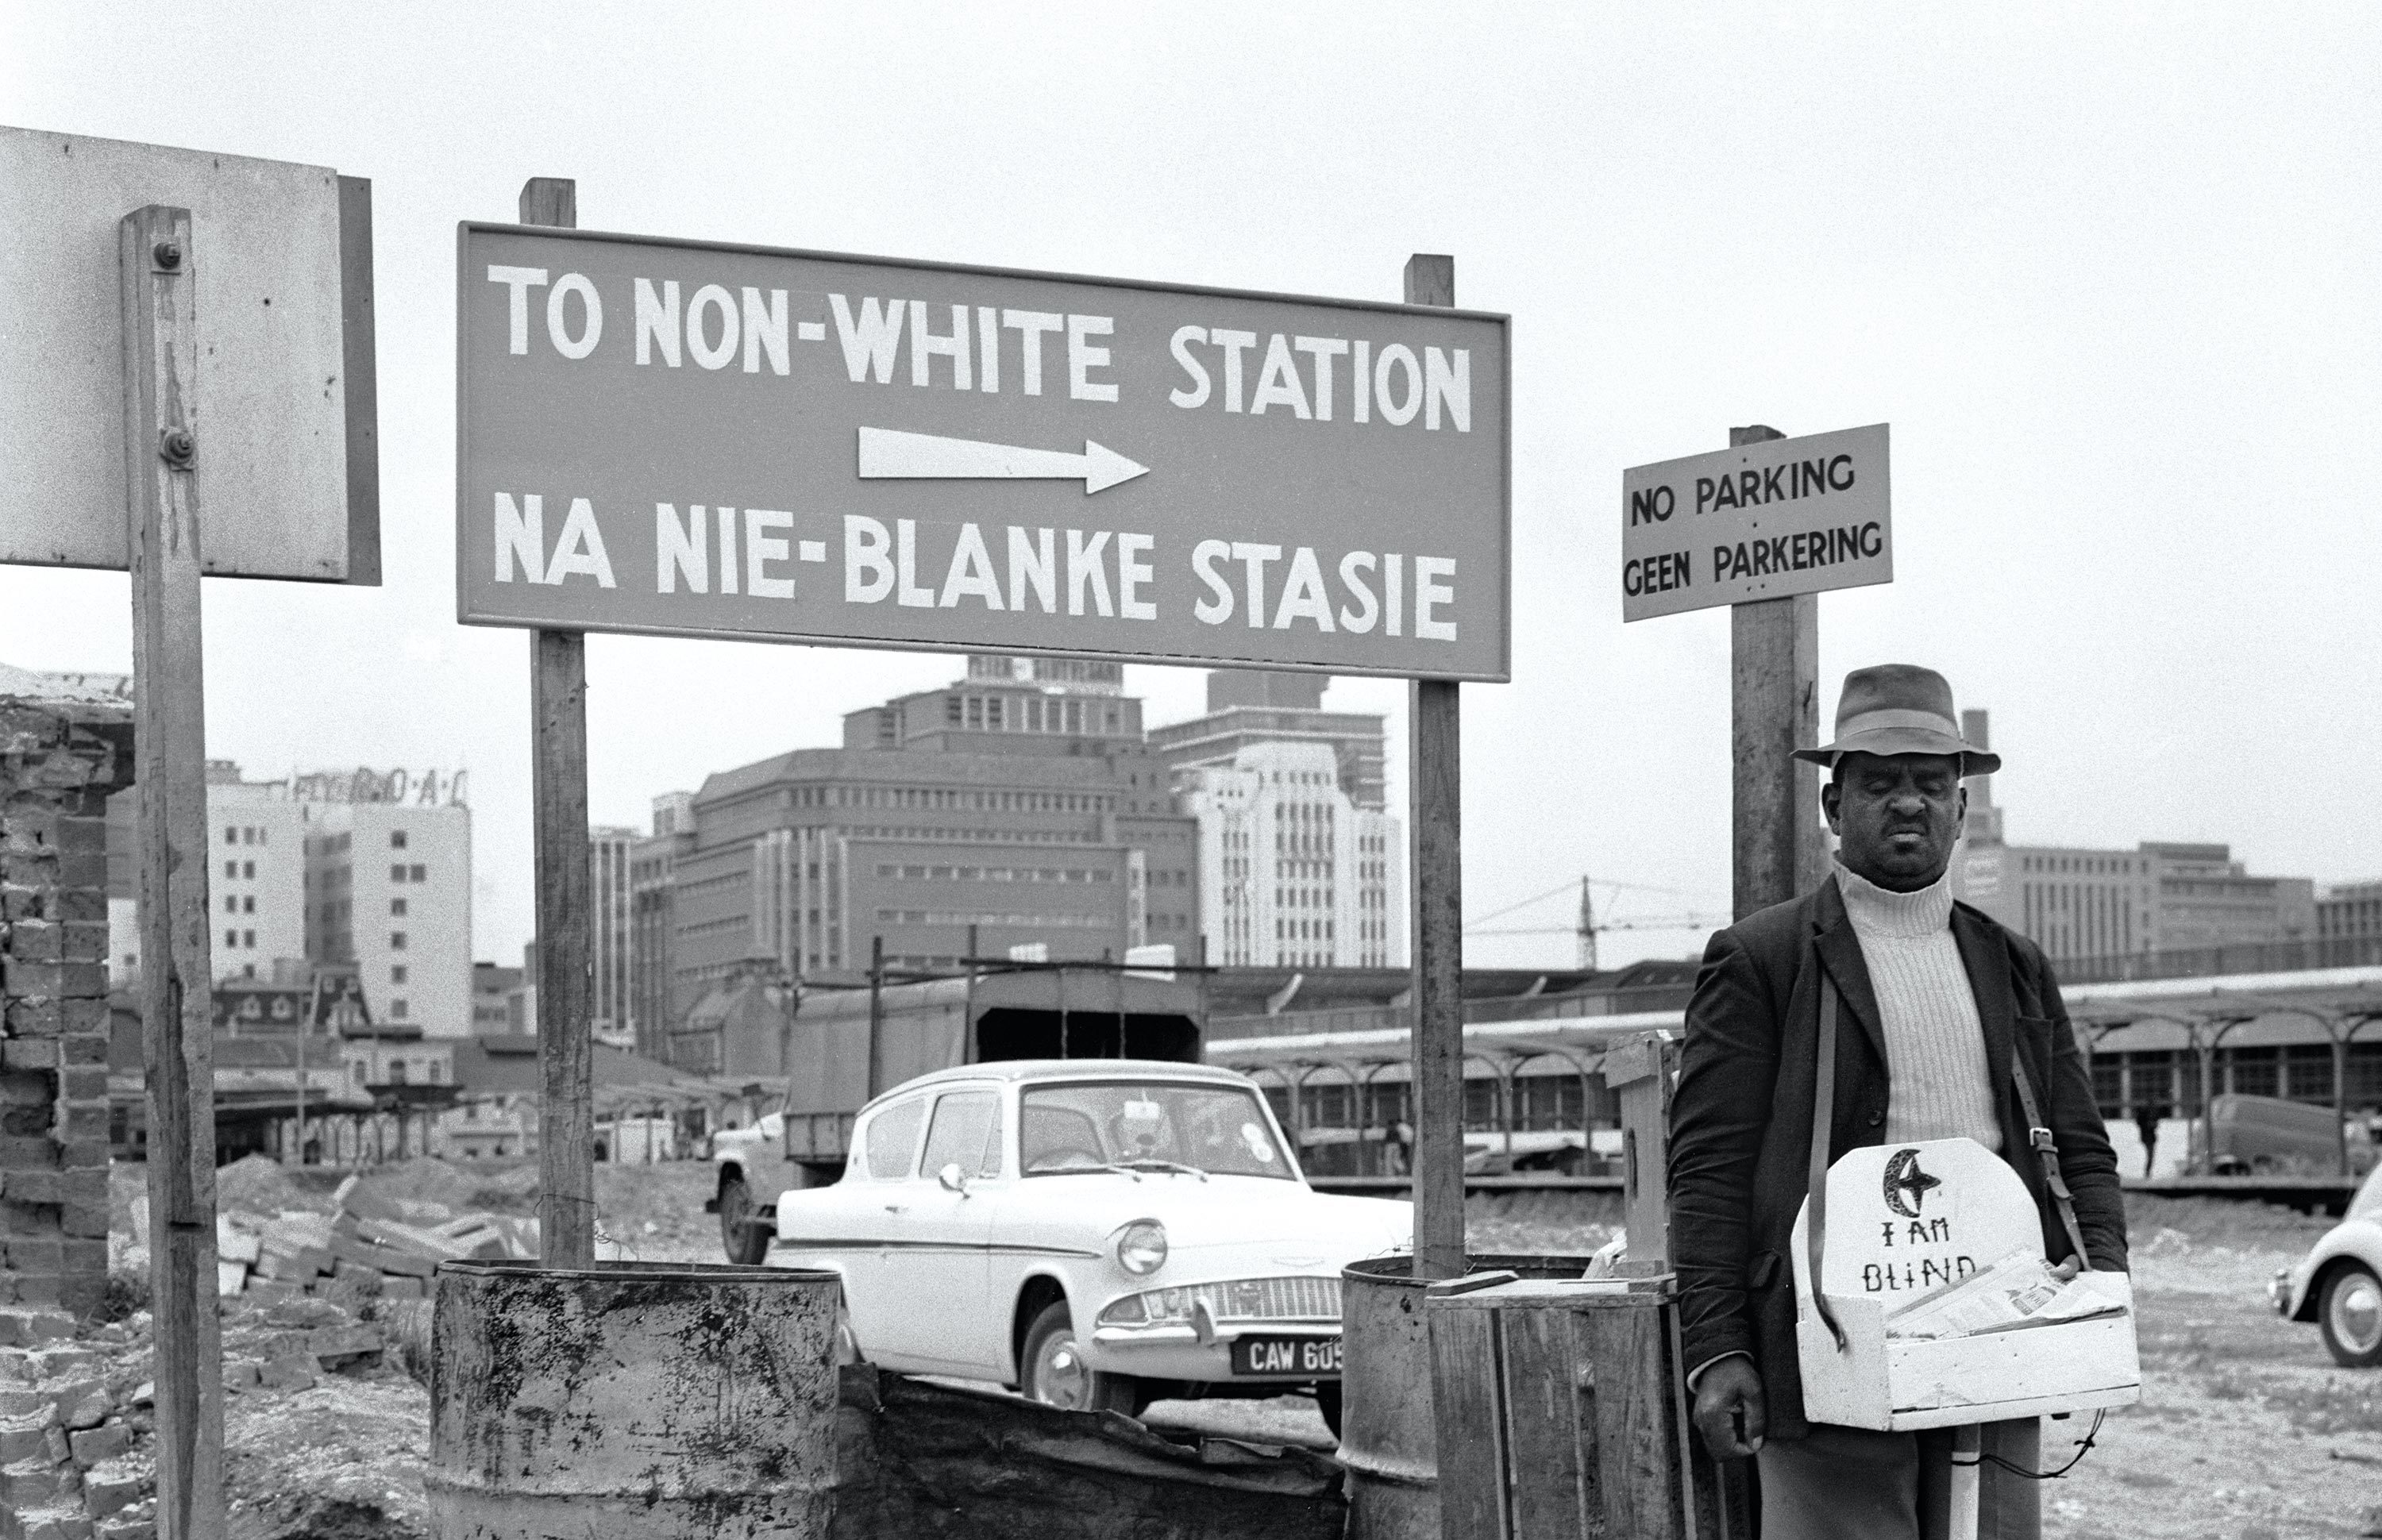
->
590 826 638 1048
1153 672 1402 968
110 764 475 1033
303 789 473 1039
1149 671 1389 810
666 657 1200 1006
631 794 696 1059
1178 739 1403 968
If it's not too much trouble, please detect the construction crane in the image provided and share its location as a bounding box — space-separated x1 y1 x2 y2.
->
1464 873 1727 968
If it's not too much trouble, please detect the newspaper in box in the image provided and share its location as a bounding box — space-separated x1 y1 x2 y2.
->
1790 1138 2138 1430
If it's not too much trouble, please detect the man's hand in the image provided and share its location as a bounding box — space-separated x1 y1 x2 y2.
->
1691 1357 1767 1459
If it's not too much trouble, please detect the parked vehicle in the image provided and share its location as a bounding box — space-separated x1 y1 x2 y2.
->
707 965 1209 1249
2269 1161 2382 1367
2192 1093 2378 1176
733 1059 1411 1433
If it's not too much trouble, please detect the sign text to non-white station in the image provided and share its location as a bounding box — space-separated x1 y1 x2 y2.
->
457 227 1509 679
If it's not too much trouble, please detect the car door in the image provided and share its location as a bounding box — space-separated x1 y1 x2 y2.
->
838 1093 929 1362
895 1087 1005 1373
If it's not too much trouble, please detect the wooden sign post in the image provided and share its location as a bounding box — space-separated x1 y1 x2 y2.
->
120 202 226 1540
518 177 599 1272
1725 425 1831 919
1405 256 1467 1283
5 132 367 1540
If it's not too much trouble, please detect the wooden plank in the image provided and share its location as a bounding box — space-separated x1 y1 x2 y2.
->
1405 254 1463 1280
520 174 597 1270
1728 423 1828 919
120 202 225 1540
1582 1302 1687 1540
1427 1300 1509 1539
1500 1307 1587 1540
1618 1035 1676 1267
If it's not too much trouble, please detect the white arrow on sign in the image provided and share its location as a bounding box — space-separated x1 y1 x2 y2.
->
856 427 1151 495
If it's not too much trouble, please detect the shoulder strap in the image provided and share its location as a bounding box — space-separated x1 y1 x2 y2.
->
1806 968 1845 1352
2011 1055 2094 1267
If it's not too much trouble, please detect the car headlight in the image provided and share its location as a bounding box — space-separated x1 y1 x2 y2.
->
1112 1219 1168 1276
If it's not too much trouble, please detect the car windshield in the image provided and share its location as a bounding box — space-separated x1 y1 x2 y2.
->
1019 1081 1293 1180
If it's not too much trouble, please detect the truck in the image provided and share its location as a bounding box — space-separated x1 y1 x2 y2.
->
2191 1092 2380 1177
707 961 1210 1263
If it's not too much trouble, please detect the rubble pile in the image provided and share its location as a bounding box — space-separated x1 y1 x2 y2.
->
0 1307 149 1540
0 1285 431 1540
214 1167 537 1304
157 1161 541 1304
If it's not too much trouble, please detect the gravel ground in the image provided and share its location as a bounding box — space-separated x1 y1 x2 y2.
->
165 1161 2382 1537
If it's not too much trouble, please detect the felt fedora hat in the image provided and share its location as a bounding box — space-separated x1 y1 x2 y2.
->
1792 664 2001 775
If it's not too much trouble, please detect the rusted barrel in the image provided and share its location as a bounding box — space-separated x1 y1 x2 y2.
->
427 1259 838 1540
1340 1253 1592 1540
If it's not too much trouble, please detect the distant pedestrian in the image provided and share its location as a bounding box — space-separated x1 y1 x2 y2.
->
1384 1119 1414 1176
2133 1102 2171 1178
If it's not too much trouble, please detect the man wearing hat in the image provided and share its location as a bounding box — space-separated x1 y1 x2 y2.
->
1668 665 2127 1539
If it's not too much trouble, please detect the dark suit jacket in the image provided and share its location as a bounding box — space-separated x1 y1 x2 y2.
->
1666 876 2126 1440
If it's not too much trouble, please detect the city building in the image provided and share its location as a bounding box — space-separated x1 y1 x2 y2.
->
590 825 638 1046
1150 670 1390 810
1955 840 2315 964
1946 714 2316 966
1178 739 1404 968
665 656 1200 1007
1150 672 1402 968
107 764 474 1036
2317 880 2382 944
472 963 522 1035
631 793 697 1059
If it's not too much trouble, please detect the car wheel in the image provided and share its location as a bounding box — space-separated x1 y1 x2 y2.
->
2318 1264 2382 1368
1020 1300 1140 1415
1314 1382 1343 1440
717 1176 771 1266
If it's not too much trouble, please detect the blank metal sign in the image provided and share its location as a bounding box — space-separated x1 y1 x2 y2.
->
1621 423 1890 622
0 127 378 582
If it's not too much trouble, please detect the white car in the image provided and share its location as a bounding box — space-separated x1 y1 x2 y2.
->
761 1059 1411 1431
2270 1161 2382 1367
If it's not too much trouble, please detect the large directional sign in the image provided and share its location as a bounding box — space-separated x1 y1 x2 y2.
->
1619 423 1891 622
456 226 1510 680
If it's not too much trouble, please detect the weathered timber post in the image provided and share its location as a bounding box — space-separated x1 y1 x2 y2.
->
120 202 226 1540
520 176 597 1269
1406 252 1466 1282
1728 424 1830 918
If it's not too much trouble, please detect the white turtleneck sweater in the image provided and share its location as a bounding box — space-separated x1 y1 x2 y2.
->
1834 862 2002 1153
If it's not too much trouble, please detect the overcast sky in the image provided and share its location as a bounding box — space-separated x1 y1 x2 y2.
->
6 3 2377 972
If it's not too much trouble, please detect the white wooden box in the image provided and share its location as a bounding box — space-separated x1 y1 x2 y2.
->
1795 1274 2138 1431
1790 1138 2140 1432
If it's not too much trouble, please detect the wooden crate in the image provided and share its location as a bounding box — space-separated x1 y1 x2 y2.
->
1426 1273 1749 1540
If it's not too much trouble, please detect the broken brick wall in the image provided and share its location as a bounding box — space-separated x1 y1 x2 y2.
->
0 689 133 1321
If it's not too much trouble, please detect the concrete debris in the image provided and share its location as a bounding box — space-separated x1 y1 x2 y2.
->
0 1272 426 1540
210 1170 536 1304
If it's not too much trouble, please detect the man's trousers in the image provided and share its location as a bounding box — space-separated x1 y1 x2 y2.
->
1753 1419 2042 1540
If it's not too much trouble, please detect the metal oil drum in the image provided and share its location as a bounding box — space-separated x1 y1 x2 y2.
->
427 1259 838 1540
1339 1253 1593 1540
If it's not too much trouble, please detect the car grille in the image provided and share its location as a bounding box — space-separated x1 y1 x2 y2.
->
1192 1275 1342 1322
